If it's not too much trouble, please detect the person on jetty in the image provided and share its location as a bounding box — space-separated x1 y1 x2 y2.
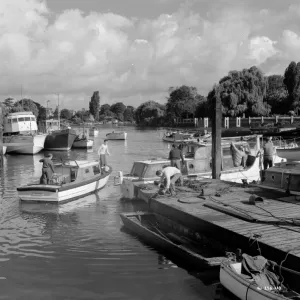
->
98 139 111 169
39 153 55 184
156 166 183 196
168 144 184 169
263 137 274 170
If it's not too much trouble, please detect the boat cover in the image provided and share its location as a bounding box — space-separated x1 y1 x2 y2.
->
241 254 282 290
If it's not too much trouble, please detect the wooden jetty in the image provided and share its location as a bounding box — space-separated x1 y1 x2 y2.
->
134 179 300 272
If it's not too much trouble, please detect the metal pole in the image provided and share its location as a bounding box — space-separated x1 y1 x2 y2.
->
57 94 60 130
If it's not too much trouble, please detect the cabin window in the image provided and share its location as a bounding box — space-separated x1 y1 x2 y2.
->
12 118 18 123
25 117 30 121
18 117 25 121
31 117 35 121
85 168 90 174
130 163 145 177
7 119 11 124
93 165 101 175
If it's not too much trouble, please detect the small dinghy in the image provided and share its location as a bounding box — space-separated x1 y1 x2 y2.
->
220 253 300 300
120 212 225 269
17 160 112 203
106 131 127 140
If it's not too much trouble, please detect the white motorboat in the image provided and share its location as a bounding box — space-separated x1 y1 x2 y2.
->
220 253 300 300
17 160 112 203
106 131 127 140
3 112 47 154
162 131 197 143
117 135 286 200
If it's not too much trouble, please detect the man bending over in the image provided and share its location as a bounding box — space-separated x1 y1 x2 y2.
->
156 166 183 196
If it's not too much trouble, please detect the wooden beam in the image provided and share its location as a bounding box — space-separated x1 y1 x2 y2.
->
212 88 222 179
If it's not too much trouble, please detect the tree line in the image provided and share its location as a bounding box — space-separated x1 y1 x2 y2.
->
1 60 300 127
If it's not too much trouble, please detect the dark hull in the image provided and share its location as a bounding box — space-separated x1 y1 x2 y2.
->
44 129 77 151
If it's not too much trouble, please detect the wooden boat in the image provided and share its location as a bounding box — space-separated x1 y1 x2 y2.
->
119 135 286 200
105 131 127 140
3 112 47 154
220 253 300 300
17 160 112 203
120 212 225 269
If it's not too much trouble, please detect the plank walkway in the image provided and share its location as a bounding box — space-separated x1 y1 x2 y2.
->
135 179 300 271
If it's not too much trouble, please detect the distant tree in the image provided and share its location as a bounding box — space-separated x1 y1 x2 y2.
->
100 104 111 115
110 102 126 118
195 95 208 118
166 86 202 120
60 109 73 120
3 98 15 112
135 101 165 125
123 106 135 122
89 91 100 121
210 66 270 117
265 75 289 114
14 99 39 118
53 106 59 118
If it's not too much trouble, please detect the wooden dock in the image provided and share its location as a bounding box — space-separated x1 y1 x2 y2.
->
135 179 300 271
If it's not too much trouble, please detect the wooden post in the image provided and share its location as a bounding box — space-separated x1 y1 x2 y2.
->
212 89 222 179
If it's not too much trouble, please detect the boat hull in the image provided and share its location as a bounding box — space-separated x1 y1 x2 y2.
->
72 139 93 149
120 212 223 269
3 134 47 154
17 169 111 203
44 129 77 151
276 147 300 162
106 132 127 140
220 261 286 300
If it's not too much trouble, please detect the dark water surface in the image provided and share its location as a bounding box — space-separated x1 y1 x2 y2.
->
0 127 231 300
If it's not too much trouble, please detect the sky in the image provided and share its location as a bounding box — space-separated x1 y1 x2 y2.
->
0 0 300 110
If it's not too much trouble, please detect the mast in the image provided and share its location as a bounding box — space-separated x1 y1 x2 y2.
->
57 94 60 130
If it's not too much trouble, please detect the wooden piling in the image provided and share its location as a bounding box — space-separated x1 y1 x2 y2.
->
211 88 222 179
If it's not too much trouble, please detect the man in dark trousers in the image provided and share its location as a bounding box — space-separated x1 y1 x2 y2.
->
263 136 275 170
39 153 55 184
168 144 184 170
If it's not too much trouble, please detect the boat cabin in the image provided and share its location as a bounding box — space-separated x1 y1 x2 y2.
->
39 119 60 134
49 161 101 185
3 112 38 136
127 136 260 180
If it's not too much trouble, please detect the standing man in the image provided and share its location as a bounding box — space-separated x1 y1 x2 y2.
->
263 136 275 170
156 166 183 196
98 139 111 169
39 153 55 184
168 144 184 170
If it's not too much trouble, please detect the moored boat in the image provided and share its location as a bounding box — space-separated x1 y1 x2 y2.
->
3 112 47 154
220 253 300 299
120 212 225 269
17 160 112 203
44 128 77 151
106 131 127 140
162 131 197 143
72 135 93 149
276 147 300 162
118 135 285 200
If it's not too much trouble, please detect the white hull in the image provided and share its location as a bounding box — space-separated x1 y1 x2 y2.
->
220 262 286 300
18 174 110 203
162 136 197 143
276 147 300 162
106 132 127 140
73 139 93 149
120 155 285 200
3 134 47 154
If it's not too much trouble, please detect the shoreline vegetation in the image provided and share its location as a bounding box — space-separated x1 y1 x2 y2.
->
1 61 300 131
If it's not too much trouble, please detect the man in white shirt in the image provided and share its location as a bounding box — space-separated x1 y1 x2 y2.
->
98 139 111 169
156 166 183 196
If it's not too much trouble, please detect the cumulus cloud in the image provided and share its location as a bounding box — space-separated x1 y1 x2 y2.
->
0 0 299 109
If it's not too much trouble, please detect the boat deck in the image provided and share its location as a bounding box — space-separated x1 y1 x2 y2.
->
135 179 300 271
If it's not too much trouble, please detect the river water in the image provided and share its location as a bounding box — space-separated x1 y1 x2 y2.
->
0 126 232 300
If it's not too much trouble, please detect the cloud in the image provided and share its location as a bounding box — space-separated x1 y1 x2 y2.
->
0 0 299 109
